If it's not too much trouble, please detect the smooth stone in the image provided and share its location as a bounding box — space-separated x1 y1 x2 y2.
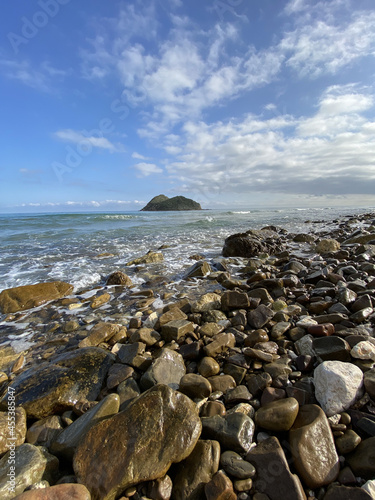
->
117 378 140 410
225 386 252 406
208 375 236 394
335 430 362 454
200 401 226 418
223 363 247 385
255 398 299 432
179 373 212 399
364 368 375 399
0 407 26 454
0 444 59 499
357 418 375 437
307 323 335 337
161 319 194 342
106 364 134 390
289 404 339 489
129 328 160 346
351 341 375 361
0 281 73 313
51 394 120 460
246 436 306 500
362 480 375 500
323 485 373 500
73 384 202 500
234 478 253 492
199 323 224 338
26 416 64 448
184 260 211 278
312 336 351 361
346 437 375 479
247 373 272 397
158 308 187 327
201 413 255 454
271 322 290 339
0 348 113 419
147 475 173 500
198 357 221 378
220 450 256 479
140 348 186 391
79 322 124 348
12 484 91 500
205 470 236 500
90 292 110 309
260 387 286 406
350 308 374 324
314 361 364 416
172 440 220 500
203 333 236 358
106 271 132 286
316 239 340 253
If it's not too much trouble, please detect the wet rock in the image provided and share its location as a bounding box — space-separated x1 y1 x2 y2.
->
323 485 372 500
312 336 351 361
0 281 73 313
116 341 146 366
129 328 160 346
51 394 120 460
73 384 202 500
90 292 110 309
220 451 256 479
184 261 211 278
204 470 236 500
117 378 140 410
106 271 132 286
203 333 236 358
208 375 236 394
246 436 306 500
198 357 220 378
362 480 375 499
79 322 124 348
26 416 64 448
201 401 226 417
364 368 375 399
126 251 164 265
12 484 91 500
314 361 364 416
351 308 374 324
225 386 252 406
335 430 362 455
0 348 113 419
308 323 335 337
247 373 272 397
106 364 133 390
201 413 255 454
347 437 375 479
147 475 173 500
0 444 59 499
140 348 186 390
221 291 250 311
0 408 26 455
247 305 274 329
179 373 212 399
260 387 286 406
172 440 220 500
161 320 194 341
289 404 339 489
255 398 299 432
158 308 188 327
191 293 221 313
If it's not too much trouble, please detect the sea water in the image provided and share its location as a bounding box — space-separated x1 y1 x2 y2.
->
0 207 372 294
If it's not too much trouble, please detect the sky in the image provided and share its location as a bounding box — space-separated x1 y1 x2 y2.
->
1 0 375 212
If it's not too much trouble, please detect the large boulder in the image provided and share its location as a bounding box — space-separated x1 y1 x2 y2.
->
222 229 283 258
0 281 73 313
73 384 202 500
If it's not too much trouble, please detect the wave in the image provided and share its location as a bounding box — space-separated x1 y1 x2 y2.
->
92 214 139 221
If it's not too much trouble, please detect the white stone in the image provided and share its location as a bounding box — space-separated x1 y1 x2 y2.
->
314 361 364 417
296 316 318 328
351 341 375 361
362 479 375 499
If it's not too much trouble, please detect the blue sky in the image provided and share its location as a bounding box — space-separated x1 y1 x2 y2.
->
1 0 375 212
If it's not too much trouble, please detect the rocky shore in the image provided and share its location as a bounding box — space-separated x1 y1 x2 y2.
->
0 212 374 500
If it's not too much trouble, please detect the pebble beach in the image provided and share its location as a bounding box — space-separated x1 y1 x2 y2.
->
0 210 375 500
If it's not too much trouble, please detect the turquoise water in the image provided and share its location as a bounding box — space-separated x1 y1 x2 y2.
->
0 207 371 293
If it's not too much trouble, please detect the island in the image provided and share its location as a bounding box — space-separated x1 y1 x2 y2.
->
140 195 202 211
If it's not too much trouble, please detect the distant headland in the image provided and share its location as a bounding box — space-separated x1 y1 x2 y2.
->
140 195 202 211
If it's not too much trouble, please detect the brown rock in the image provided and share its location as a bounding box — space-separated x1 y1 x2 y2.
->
346 436 375 479
90 293 110 309
203 333 236 358
0 408 27 455
106 271 132 286
208 375 236 394
221 291 250 311
323 485 372 500
0 281 73 313
205 470 236 500
289 404 339 489
255 398 299 432
79 322 124 348
307 323 335 337
73 385 202 500
12 484 91 500
161 319 194 341
179 374 212 399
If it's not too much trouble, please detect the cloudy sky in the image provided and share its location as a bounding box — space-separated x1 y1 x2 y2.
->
1 0 375 212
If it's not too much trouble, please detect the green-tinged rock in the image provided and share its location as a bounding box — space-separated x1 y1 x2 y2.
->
0 408 26 455
12 484 91 499
73 384 202 500
0 348 113 418
0 444 59 499
346 437 375 480
51 394 120 460
172 440 220 500
0 281 73 314
220 450 256 479
255 398 299 432
289 404 339 489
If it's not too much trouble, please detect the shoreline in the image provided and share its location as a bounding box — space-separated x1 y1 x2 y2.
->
0 211 374 499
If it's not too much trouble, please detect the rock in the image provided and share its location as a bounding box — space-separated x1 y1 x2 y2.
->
205 470 236 500
362 480 375 499
316 239 340 254
198 357 221 378
51 394 120 460
0 281 73 313
222 228 281 258
308 323 335 337
344 233 375 245
201 413 255 454
289 404 339 489
314 361 364 416
184 261 211 279
247 373 272 397
255 398 299 432
246 437 306 500
199 323 224 338
203 333 236 358
115 342 146 365
117 378 140 410
225 386 252 406
312 336 351 361
90 293 110 309
364 368 375 399
26 416 63 448
147 475 173 500
208 375 236 394
0 408 26 455
179 374 212 399
351 308 374 324
192 293 221 313
0 348 113 419
201 401 226 418
73 384 202 500
141 194 202 211
12 484 91 500
323 485 373 500
161 319 194 341
220 451 256 479
247 305 274 329
346 437 375 479
79 322 124 348
158 308 188 326
221 291 250 311
126 250 164 265
0 444 59 499
129 328 160 346
106 271 132 286
335 430 362 455
140 348 186 390
172 440 220 500
351 341 375 361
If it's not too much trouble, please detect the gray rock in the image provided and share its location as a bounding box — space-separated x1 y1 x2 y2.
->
220 450 256 479
201 413 255 454
247 305 274 329
312 336 351 361
140 348 186 390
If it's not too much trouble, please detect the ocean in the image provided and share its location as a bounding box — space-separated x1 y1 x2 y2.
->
0 206 373 295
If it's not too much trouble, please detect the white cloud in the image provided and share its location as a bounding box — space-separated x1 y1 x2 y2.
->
134 162 163 177
54 129 124 153
132 152 151 160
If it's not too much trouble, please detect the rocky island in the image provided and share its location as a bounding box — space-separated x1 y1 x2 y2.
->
141 195 202 211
